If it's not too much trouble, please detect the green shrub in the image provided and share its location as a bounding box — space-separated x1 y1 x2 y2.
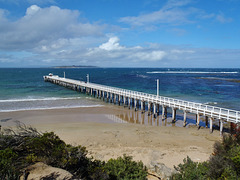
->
0 123 151 180
172 156 208 180
220 166 237 180
0 124 108 179
229 145 240 175
0 148 20 179
172 134 240 180
104 154 147 180
207 134 240 179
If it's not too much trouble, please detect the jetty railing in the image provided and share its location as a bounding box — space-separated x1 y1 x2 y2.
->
44 75 240 135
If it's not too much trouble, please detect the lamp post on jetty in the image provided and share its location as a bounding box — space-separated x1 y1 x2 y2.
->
86 74 89 83
156 79 159 97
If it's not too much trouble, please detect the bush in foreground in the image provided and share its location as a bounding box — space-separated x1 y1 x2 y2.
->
105 155 147 180
172 133 240 180
172 156 208 180
0 122 147 180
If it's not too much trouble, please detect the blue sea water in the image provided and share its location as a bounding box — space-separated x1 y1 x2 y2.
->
0 68 239 112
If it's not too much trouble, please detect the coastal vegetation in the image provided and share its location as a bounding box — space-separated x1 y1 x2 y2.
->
172 133 240 179
0 122 239 179
0 122 147 180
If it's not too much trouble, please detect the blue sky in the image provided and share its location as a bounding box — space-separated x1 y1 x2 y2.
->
0 0 240 68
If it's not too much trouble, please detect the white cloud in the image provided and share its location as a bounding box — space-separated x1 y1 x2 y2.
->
120 7 192 26
119 0 233 27
169 28 187 36
79 36 240 67
130 51 166 61
25 4 40 17
0 5 106 51
163 0 192 10
171 49 195 54
86 37 167 62
0 3 238 68
119 0 195 26
216 12 232 23
0 0 56 5
27 0 56 5
99 36 124 51
2 34 239 68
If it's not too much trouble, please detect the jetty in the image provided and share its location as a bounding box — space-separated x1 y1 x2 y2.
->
43 74 240 135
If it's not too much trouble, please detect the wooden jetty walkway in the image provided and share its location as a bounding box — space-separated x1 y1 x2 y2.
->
43 74 240 135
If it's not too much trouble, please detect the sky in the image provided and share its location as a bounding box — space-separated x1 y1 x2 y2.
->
0 0 240 68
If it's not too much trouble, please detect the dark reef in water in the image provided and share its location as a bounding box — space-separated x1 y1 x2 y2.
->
196 77 240 83
53 65 98 68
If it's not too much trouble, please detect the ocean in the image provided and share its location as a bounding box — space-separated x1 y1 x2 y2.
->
0 68 240 112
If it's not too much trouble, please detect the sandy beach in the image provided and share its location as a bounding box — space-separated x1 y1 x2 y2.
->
0 105 221 169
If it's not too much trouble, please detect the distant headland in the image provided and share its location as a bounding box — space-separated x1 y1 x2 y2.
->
53 65 98 68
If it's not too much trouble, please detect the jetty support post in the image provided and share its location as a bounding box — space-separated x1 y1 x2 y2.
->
109 93 111 102
134 99 137 111
205 116 209 128
183 110 187 127
118 95 121 106
114 94 117 104
148 102 151 116
97 90 100 98
196 114 200 129
137 100 140 110
132 98 135 107
172 108 176 123
220 119 223 136
210 117 213 133
98 90 101 99
142 101 145 113
164 107 168 120
128 98 131 109
157 104 160 116
153 103 157 118
110 93 113 103
162 105 165 121
103 91 105 101
106 92 109 102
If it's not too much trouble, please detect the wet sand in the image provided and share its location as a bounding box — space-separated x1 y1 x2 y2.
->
0 105 221 169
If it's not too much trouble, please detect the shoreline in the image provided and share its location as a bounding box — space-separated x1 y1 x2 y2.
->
0 105 221 169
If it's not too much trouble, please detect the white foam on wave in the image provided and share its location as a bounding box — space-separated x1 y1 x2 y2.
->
0 97 81 103
204 102 218 105
215 85 235 87
0 104 104 113
136 74 149 79
146 71 239 74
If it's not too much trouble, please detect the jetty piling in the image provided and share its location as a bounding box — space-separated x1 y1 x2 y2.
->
44 74 240 135
183 110 187 127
